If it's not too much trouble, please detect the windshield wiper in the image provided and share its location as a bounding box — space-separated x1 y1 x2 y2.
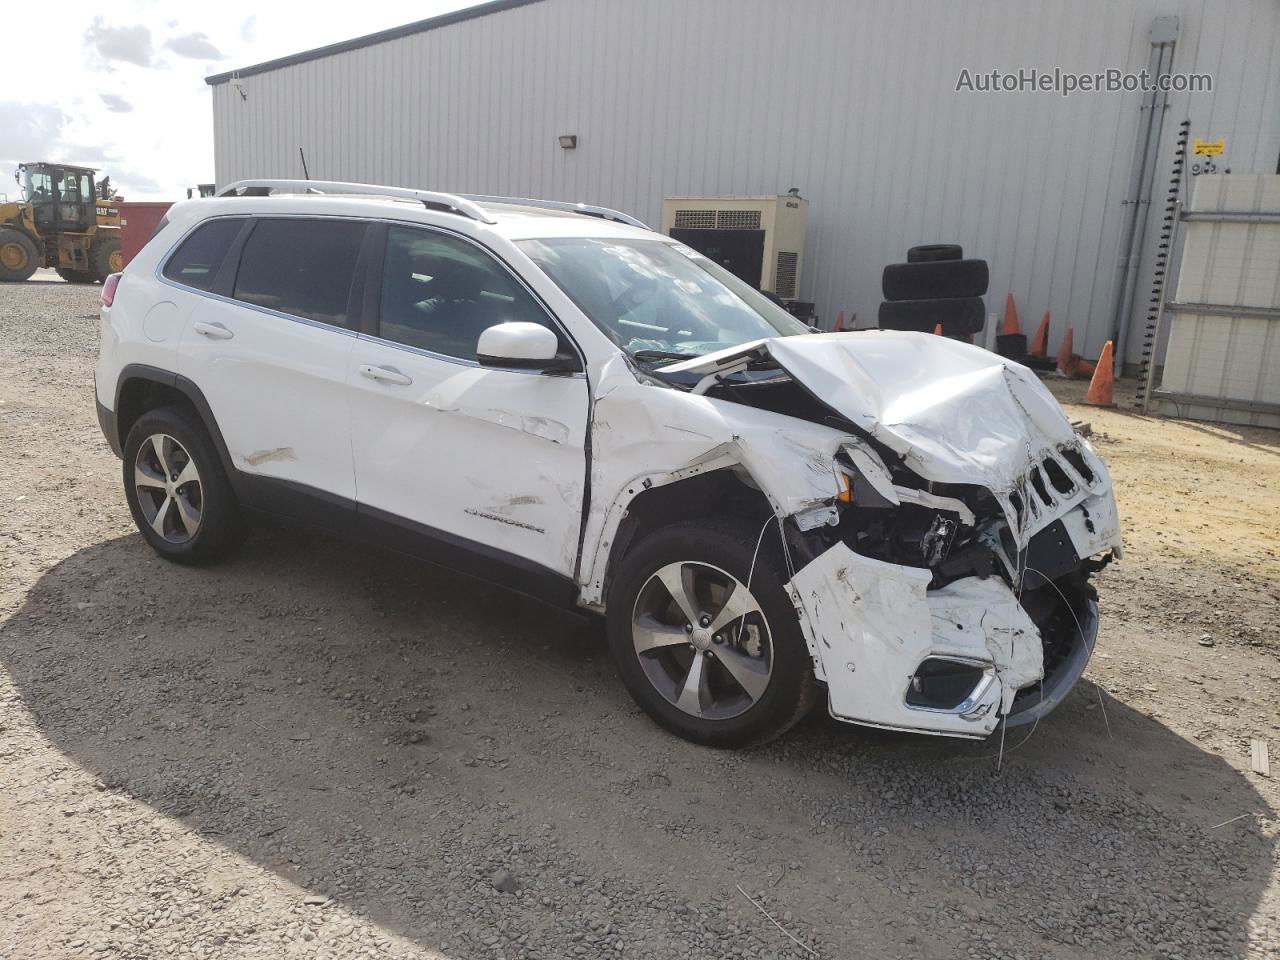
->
631 349 700 365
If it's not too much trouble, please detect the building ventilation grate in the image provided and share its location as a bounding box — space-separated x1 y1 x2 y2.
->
673 209 715 229
716 209 761 230
775 251 798 299
672 209 763 230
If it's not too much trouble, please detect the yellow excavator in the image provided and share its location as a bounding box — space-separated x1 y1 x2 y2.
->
0 162 123 283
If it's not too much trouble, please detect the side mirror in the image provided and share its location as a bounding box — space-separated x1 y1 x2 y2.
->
476 322 577 372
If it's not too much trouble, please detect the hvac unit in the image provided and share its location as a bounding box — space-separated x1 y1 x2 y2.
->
661 194 808 300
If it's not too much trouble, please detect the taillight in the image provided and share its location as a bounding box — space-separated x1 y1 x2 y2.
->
101 273 121 307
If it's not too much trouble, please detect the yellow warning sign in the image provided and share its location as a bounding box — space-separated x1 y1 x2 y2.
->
1193 138 1225 156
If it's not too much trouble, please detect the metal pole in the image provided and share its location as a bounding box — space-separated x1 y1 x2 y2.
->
1109 16 1179 364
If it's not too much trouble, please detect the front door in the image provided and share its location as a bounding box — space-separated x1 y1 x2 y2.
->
347 223 589 583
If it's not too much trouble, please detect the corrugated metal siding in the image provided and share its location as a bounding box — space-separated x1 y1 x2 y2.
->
211 0 1280 364
1154 174 1280 428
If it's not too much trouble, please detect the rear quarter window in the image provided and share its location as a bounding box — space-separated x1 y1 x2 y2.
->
161 217 245 292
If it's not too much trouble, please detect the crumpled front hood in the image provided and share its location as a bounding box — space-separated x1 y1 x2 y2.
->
664 331 1077 490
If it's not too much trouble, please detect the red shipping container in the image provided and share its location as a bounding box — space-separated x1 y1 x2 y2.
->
117 202 173 269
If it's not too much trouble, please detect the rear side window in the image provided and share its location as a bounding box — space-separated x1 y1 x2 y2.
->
232 218 367 328
162 217 245 291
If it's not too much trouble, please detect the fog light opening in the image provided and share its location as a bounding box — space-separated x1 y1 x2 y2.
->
905 658 990 711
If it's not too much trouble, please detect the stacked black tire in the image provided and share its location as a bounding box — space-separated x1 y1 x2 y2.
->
877 244 988 338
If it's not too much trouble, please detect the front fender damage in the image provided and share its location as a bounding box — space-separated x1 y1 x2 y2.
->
582 338 1117 739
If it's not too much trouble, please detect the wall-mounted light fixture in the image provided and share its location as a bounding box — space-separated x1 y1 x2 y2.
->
558 134 578 149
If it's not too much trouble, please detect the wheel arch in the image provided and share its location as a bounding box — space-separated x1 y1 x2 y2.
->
589 466 777 612
113 364 236 480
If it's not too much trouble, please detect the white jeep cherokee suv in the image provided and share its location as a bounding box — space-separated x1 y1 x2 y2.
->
95 180 1122 748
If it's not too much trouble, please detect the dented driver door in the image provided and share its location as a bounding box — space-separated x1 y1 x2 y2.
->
347 224 589 581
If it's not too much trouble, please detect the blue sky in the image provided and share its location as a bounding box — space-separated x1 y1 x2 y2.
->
0 0 478 201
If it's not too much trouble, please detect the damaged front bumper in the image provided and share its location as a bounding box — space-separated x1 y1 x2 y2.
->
786 541 1100 738
1001 594 1098 729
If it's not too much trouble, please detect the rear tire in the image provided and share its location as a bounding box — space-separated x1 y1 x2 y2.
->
606 519 818 748
122 406 246 565
0 228 39 282
92 235 122 282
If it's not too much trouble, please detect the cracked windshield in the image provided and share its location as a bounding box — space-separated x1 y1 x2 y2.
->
518 238 808 364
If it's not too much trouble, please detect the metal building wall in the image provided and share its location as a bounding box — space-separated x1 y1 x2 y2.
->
1154 174 1280 428
210 0 1280 364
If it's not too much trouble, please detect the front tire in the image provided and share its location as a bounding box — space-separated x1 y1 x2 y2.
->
0 228 39 282
122 406 245 564
606 520 818 747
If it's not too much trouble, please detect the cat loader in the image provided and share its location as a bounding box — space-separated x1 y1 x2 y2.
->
0 162 123 283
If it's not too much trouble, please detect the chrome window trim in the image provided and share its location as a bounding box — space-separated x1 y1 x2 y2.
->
155 278 360 338
154 212 589 370
155 213 362 338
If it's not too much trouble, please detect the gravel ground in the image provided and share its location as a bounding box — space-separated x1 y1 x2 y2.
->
1 280 1278 960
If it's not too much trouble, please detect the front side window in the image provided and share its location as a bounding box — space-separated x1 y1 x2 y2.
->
378 225 553 359
22 169 53 201
517 237 808 364
233 218 367 328
162 217 246 292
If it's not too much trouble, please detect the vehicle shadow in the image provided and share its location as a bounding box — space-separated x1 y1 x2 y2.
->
2 528 1274 959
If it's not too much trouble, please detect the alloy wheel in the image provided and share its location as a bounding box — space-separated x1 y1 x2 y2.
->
631 561 773 720
133 433 203 543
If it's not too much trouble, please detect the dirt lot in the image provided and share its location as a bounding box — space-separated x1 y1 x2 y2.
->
2 281 1278 960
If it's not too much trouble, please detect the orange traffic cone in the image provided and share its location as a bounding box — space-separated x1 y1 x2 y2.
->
1029 311 1050 357
933 322 943 336
835 310 845 332
1002 293 1021 335
1055 327 1074 375
1084 341 1114 405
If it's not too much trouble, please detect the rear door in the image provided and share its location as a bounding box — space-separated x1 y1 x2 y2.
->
174 215 369 503
346 222 589 584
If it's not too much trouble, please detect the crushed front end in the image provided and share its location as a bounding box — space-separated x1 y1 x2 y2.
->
785 432 1118 738
653 331 1123 739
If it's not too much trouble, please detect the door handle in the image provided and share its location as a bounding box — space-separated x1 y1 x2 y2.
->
193 321 234 341
359 364 413 386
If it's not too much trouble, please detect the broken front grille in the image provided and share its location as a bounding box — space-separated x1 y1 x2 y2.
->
1008 443 1098 530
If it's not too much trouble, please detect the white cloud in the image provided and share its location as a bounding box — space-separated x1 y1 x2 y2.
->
0 103 67 181
99 93 134 113
84 18 154 68
166 32 226 61
0 1 483 201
